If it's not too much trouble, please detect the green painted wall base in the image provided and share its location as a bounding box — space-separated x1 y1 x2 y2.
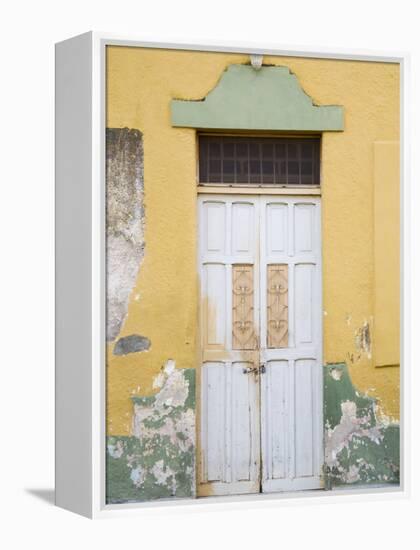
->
107 362 399 502
324 363 399 487
106 368 196 503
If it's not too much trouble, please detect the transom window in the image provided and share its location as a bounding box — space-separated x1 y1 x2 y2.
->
198 135 320 186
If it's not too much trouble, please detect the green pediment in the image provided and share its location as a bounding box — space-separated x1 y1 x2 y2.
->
171 64 343 132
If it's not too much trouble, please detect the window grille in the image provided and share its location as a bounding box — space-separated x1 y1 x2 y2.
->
198 136 320 186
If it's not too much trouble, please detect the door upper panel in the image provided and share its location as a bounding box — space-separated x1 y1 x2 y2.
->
200 196 260 359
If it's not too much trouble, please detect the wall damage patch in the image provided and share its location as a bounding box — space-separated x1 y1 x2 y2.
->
106 128 145 342
113 334 151 355
324 363 399 487
106 366 196 503
354 321 371 358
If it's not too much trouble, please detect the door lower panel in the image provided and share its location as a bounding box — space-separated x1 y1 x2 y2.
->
199 361 260 497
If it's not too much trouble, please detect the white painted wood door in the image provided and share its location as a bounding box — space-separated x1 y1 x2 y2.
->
198 195 322 496
259 197 323 492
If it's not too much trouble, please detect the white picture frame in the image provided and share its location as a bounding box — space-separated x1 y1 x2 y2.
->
55 32 409 518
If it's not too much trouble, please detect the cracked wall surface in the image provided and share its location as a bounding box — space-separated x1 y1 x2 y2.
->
324 363 399 487
106 365 196 503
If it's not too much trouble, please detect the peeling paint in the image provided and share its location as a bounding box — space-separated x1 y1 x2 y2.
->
106 367 196 503
324 363 399 487
152 459 173 486
106 128 145 342
330 367 343 381
354 320 372 359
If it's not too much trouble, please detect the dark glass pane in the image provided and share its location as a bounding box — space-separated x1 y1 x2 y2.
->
288 161 299 184
301 142 313 158
250 160 260 174
262 160 274 174
223 141 235 157
199 143 208 183
198 136 320 185
262 143 274 159
222 159 235 182
262 160 274 183
236 142 248 156
236 160 248 183
302 160 313 174
301 161 313 184
249 142 260 157
288 143 298 159
209 158 221 181
275 143 286 158
249 159 261 184
209 141 221 156
276 160 287 184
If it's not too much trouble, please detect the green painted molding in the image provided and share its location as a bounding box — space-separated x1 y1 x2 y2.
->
171 64 344 132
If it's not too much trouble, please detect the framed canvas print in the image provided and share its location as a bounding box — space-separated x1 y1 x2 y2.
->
55 33 407 518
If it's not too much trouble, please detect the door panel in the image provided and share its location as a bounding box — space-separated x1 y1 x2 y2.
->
266 203 288 254
295 358 315 478
200 360 260 495
295 263 315 345
199 196 260 496
202 263 227 349
203 362 224 482
204 201 226 253
261 360 289 481
199 195 322 496
231 202 256 255
260 197 322 492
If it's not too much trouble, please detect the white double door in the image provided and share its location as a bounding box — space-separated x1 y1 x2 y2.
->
198 194 323 496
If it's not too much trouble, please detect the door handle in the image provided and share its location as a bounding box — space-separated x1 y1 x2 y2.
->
242 364 266 375
242 365 259 375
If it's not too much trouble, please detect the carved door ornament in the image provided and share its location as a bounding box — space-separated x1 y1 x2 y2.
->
267 265 288 348
232 265 255 350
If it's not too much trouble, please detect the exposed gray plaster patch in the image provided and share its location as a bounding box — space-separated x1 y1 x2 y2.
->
324 363 399 487
113 334 151 355
325 400 382 469
106 128 145 341
106 366 196 503
354 321 371 358
330 367 343 381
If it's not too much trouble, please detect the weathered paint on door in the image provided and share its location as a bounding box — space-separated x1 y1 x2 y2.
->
198 195 323 496
198 196 261 496
259 197 323 492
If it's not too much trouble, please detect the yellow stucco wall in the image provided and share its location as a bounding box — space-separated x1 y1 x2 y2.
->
374 141 400 368
106 46 400 435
